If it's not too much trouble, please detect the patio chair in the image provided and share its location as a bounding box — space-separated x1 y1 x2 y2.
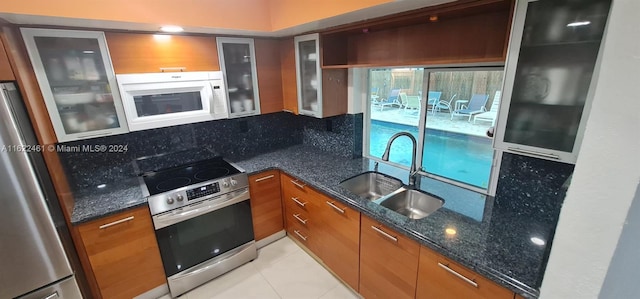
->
426 91 442 114
473 91 501 125
434 94 456 115
404 95 421 115
451 94 489 121
372 88 399 111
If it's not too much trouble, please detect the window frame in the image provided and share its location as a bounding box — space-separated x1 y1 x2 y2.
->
363 65 505 196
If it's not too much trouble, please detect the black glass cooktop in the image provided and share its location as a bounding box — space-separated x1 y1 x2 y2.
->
142 157 241 196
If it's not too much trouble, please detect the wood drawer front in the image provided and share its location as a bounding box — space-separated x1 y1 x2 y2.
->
249 170 283 241
317 197 360 291
77 206 165 299
359 215 420 299
281 173 317 199
416 246 514 299
105 32 219 73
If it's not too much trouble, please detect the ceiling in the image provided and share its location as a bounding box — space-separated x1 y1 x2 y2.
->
0 0 456 37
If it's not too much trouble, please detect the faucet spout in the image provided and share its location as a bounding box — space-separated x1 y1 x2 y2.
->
381 132 419 186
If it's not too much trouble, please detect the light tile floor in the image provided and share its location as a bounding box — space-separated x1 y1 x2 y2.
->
166 237 361 299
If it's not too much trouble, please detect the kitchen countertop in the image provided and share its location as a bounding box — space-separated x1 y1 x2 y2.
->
71 145 555 298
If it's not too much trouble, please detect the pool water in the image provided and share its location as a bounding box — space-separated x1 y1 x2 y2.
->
369 120 494 189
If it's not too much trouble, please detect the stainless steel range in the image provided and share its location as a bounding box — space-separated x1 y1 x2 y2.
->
142 157 256 297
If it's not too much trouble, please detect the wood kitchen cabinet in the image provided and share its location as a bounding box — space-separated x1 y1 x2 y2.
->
281 173 360 290
105 32 219 73
254 38 284 114
77 206 165 299
315 191 360 291
281 173 321 255
359 215 420 299
416 245 514 299
248 170 284 241
0 37 15 80
280 38 298 114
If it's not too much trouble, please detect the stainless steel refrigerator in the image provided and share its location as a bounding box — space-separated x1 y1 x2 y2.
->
0 82 84 298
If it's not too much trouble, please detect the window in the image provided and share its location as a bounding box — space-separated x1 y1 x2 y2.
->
365 67 504 193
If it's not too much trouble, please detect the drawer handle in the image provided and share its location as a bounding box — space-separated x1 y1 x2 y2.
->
291 197 307 207
293 213 308 224
43 292 59 299
438 262 479 288
293 230 308 241
254 174 275 182
291 180 306 189
99 216 135 229
371 225 398 243
325 201 345 214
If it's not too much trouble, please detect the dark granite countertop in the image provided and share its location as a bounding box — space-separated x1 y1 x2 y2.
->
70 145 554 298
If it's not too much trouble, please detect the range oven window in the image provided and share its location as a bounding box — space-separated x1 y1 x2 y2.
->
155 200 254 277
133 91 202 116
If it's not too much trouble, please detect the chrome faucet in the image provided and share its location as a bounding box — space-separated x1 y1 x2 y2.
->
381 132 419 186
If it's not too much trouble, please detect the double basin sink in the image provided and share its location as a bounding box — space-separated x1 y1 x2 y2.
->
339 171 444 220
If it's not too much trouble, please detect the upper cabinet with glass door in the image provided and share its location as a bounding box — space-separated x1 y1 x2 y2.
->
494 0 611 163
216 37 260 118
294 33 347 118
21 28 128 142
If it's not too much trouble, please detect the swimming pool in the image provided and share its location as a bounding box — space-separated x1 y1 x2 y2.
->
369 120 494 189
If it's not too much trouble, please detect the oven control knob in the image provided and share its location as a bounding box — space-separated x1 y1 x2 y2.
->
230 179 238 186
176 194 184 202
166 196 175 204
222 180 230 188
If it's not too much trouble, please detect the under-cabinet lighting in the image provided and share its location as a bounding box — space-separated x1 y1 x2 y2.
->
83 50 94 54
160 25 184 33
567 21 591 27
153 34 172 42
530 236 546 246
445 228 457 236
97 184 107 189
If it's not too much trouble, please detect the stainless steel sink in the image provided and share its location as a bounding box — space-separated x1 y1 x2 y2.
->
379 188 444 220
339 171 404 201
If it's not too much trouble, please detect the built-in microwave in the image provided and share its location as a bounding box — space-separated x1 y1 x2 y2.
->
116 71 228 131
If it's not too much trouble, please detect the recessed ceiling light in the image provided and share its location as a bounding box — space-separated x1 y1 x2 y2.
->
445 228 457 235
160 25 184 33
567 21 591 27
83 50 94 54
97 184 107 189
530 236 546 246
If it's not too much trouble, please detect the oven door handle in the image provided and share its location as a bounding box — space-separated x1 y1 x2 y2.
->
153 189 250 229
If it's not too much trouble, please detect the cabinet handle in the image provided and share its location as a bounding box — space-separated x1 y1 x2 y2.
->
325 201 345 214
254 174 275 182
291 180 306 189
293 230 308 241
160 67 186 72
291 197 307 207
99 216 135 229
43 292 59 299
293 213 308 224
507 147 560 160
438 262 478 288
371 225 398 243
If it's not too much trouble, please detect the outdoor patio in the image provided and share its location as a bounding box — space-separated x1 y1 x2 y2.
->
370 105 493 138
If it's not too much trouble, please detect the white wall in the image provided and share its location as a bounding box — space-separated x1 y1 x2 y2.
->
539 1 640 298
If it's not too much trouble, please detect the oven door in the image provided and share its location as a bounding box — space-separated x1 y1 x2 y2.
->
117 72 229 131
153 188 255 278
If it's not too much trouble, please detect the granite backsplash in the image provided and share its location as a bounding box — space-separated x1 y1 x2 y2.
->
58 112 363 190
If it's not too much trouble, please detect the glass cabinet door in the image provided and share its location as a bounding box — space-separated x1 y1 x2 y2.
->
216 37 260 118
495 0 611 162
294 34 322 117
21 28 128 142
